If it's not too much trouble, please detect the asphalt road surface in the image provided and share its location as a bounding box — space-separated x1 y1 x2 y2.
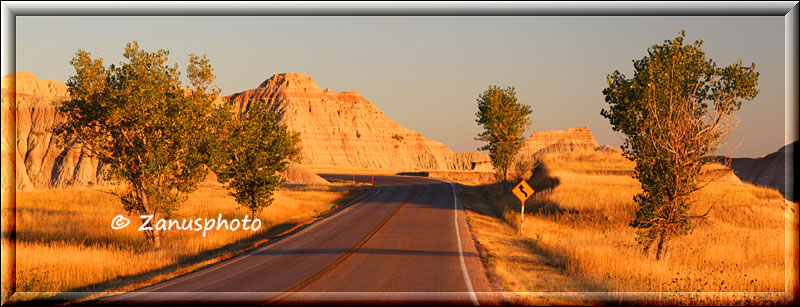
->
98 175 495 305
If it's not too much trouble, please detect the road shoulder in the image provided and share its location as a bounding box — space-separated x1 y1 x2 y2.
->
458 184 601 304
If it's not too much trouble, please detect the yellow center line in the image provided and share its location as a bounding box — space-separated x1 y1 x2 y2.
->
265 184 420 305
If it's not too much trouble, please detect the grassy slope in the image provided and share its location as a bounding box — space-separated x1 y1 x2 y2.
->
457 150 797 304
5 180 369 301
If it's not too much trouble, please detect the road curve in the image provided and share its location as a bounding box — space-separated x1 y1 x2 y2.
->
97 175 495 305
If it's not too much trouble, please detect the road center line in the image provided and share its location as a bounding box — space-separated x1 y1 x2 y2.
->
119 187 384 298
267 184 420 305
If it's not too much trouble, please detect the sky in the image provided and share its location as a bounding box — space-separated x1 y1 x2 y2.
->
14 16 790 158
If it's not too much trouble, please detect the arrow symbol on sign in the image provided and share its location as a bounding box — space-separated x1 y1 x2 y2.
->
519 185 528 198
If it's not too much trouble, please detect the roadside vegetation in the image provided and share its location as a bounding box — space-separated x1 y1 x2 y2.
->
458 150 793 304
475 85 532 194
54 42 224 247
7 181 369 301
53 41 300 249
456 30 793 304
601 31 761 260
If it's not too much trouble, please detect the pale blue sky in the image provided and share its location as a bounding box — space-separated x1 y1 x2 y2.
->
15 16 788 157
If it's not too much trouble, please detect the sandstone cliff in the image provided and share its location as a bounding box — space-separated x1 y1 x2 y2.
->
2 72 108 190
226 73 484 171
518 127 602 158
4 72 491 189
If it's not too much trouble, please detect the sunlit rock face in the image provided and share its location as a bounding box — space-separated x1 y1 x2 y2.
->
226 73 487 171
3 71 497 190
2 71 107 190
518 127 601 157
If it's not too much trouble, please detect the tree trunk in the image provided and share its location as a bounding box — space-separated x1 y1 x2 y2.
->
643 238 655 257
142 212 162 249
655 229 671 261
137 187 161 249
143 227 162 249
153 229 161 248
250 193 258 219
503 168 509 195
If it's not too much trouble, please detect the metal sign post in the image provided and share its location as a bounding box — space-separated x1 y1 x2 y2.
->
511 180 534 234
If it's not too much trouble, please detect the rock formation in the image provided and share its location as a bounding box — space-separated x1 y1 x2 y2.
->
594 145 624 154
4 72 493 189
2 71 108 190
226 73 485 171
283 163 331 185
518 127 602 158
718 141 795 201
519 127 608 162
453 152 492 171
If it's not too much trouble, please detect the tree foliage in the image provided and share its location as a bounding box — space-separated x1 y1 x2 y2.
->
53 41 221 247
475 85 533 193
513 155 538 184
211 102 301 217
601 31 759 260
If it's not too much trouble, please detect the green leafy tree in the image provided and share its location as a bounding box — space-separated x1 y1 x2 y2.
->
475 85 533 194
212 101 301 217
601 31 759 260
53 41 221 247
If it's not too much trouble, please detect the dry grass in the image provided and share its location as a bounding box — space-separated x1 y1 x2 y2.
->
1 201 12 304
459 150 796 304
460 186 601 295
6 180 368 301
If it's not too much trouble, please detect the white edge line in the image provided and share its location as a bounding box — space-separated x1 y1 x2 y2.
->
448 181 480 306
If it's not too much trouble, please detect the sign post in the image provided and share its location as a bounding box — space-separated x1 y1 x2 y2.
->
511 180 534 234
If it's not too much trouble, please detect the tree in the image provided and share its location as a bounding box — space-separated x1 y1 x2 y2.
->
601 31 759 260
53 41 221 248
212 101 301 217
475 85 533 194
512 154 538 184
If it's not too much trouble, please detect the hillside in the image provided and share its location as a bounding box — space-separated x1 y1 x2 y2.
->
2 71 106 190
1 72 359 189
718 141 795 201
226 73 487 171
3 72 497 190
0 71 642 190
457 150 793 300
518 127 602 157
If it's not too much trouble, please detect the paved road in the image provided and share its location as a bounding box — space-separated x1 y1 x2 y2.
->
100 175 494 305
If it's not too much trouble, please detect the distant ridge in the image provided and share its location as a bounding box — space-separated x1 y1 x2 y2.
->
518 127 611 157
2 72 491 190
718 141 796 201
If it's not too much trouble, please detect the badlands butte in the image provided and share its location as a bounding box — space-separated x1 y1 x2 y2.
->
1 71 791 199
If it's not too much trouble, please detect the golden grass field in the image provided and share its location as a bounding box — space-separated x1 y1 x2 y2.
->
2 180 368 301
457 151 798 304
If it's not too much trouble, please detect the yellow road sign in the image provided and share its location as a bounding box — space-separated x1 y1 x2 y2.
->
512 180 534 202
